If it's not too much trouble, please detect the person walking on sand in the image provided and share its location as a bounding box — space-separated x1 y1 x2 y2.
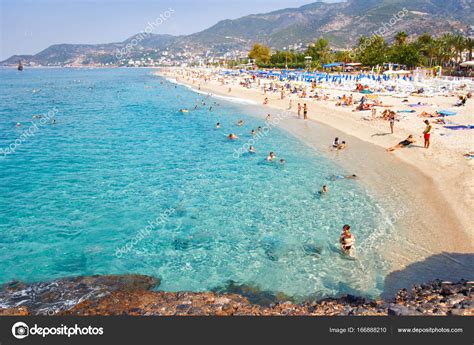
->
297 103 302 118
389 113 395 134
423 120 432 149
303 103 308 120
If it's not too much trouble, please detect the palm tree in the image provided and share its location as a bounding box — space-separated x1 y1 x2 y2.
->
395 31 408 46
440 33 457 65
452 34 466 62
416 33 434 66
467 38 474 61
335 50 354 64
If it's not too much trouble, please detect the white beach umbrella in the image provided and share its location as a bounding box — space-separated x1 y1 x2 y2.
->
460 61 474 67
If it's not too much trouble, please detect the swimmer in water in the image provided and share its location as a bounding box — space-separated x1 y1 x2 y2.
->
331 174 357 181
266 152 276 161
16 122 21 127
216 122 221 129
228 133 238 140
257 126 263 132
279 159 286 165
332 137 340 148
249 145 256 153
237 120 244 127
319 185 329 195
266 114 271 121
251 129 256 136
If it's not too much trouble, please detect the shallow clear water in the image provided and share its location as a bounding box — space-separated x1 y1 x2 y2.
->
0 68 390 300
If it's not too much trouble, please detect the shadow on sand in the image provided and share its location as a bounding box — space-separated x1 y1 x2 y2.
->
382 252 473 300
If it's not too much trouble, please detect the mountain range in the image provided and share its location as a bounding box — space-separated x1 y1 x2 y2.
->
2 0 473 66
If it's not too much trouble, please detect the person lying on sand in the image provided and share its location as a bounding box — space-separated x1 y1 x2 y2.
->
463 151 474 159
386 135 416 152
419 111 434 117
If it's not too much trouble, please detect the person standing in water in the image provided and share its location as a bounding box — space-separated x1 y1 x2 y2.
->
297 103 302 118
423 120 432 149
339 225 355 252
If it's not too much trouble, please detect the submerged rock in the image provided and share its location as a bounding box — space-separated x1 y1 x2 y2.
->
0 274 159 315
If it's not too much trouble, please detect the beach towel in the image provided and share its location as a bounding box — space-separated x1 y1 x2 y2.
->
397 110 416 113
438 110 457 116
444 125 474 130
408 103 427 107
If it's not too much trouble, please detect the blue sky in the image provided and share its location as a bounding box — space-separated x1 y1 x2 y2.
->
0 0 342 60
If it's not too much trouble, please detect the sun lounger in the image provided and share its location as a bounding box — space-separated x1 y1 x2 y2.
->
437 110 457 116
444 125 474 130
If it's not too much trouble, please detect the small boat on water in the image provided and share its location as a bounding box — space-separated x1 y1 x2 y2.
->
17 61 23 71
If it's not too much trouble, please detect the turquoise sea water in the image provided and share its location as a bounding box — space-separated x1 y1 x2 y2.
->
0 68 390 300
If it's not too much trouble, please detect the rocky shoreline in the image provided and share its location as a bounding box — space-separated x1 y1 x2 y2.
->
0 275 472 316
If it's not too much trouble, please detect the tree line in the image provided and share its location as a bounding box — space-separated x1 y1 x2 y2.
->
247 32 473 69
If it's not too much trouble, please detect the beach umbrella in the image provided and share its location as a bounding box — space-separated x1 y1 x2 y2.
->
459 61 474 67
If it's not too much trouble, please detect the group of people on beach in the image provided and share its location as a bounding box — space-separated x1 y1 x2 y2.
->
170 69 459 258
332 137 347 150
386 120 432 152
297 103 308 120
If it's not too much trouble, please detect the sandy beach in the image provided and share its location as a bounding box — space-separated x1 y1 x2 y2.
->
156 68 473 293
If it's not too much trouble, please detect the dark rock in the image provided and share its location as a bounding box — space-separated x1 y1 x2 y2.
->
441 286 455 296
388 305 421 316
448 309 467 316
175 304 191 312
